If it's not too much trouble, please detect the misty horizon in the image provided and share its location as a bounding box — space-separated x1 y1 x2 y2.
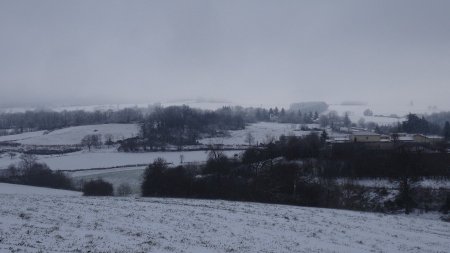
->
1 0 450 111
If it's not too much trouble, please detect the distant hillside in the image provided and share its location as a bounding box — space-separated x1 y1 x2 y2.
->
289 101 329 114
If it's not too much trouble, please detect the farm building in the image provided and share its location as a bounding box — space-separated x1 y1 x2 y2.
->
350 131 381 142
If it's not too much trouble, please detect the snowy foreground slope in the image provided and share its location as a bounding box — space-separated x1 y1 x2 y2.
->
0 183 81 196
1 184 449 253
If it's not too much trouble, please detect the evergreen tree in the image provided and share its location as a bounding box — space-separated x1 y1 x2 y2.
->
343 113 351 128
375 126 381 134
320 130 328 144
443 121 450 141
401 113 431 134
303 113 313 124
297 110 302 123
141 158 168 196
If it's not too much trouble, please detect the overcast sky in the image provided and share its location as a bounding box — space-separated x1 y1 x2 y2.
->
1 0 450 110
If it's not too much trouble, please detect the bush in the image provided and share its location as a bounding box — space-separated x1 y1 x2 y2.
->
142 158 193 197
441 194 450 214
23 163 73 189
142 158 168 196
82 179 114 196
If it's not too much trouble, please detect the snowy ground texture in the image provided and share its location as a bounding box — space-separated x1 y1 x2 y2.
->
1 184 449 253
0 183 81 196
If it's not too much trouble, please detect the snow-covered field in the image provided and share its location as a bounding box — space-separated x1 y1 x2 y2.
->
0 183 449 253
327 104 404 125
69 166 147 178
0 149 241 171
70 167 146 194
200 122 314 146
0 124 139 146
0 122 299 171
0 121 313 148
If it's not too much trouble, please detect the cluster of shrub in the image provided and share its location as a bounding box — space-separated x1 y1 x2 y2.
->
132 106 246 150
141 155 404 211
81 180 132 197
2 132 449 215
397 113 442 135
141 156 346 208
374 114 450 137
23 147 82 155
0 153 132 196
140 133 450 214
323 143 450 178
0 154 73 190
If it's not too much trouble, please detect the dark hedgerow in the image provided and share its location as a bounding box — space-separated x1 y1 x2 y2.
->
82 179 114 196
1 162 74 190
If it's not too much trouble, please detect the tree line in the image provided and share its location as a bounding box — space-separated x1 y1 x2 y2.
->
141 133 450 214
3 104 450 137
0 108 143 134
0 154 73 190
137 106 245 149
0 105 323 135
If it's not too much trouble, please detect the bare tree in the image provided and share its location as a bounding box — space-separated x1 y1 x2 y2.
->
8 152 16 160
363 109 374 116
19 154 38 170
81 134 102 151
245 132 255 146
104 133 114 148
327 111 340 130
207 144 224 160
357 118 366 128
180 154 184 164
319 115 329 127
343 112 351 129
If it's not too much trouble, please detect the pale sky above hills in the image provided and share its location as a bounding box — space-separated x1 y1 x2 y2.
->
1 0 450 111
